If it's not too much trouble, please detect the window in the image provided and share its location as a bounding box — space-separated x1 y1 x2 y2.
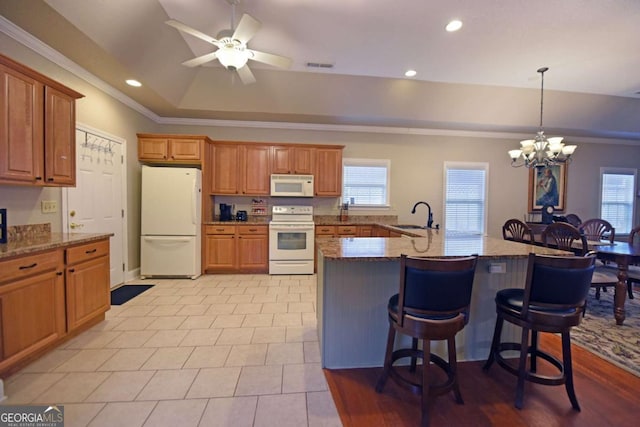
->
342 159 390 207
444 162 488 234
600 168 637 234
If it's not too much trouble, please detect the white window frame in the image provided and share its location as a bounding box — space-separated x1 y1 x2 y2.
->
342 158 391 209
443 162 489 235
599 167 637 235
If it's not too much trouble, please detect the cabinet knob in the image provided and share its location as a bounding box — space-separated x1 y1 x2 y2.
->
47 178 54 182
35 176 42 180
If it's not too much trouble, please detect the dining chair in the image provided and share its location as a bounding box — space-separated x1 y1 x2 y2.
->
483 253 596 410
376 254 478 427
565 213 582 228
502 219 534 244
541 222 618 307
579 219 616 297
625 226 640 298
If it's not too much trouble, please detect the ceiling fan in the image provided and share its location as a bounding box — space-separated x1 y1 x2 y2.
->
166 0 292 84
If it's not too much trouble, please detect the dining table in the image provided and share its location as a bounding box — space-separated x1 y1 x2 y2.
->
595 242 640 325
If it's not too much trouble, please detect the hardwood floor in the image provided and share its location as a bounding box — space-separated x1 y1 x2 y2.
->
324 334 640 426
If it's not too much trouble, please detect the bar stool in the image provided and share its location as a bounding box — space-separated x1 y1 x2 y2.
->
375 254 478 427
483 253 596 410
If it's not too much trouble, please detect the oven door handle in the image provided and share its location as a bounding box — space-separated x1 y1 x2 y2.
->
270 225 315 232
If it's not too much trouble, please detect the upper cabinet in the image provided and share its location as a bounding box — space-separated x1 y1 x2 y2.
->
209 142 344 197
314 147 343 196
0 54 83 187
137 134 209 165
271 146 315 175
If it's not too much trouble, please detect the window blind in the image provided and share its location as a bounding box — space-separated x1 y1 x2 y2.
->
445 166 487 233
343 160 389 206
601 172 636 234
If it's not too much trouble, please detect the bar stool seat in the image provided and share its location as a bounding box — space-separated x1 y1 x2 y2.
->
375 254 478 427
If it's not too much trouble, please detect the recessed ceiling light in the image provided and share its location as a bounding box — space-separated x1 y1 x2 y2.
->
405 70 417 77
126 79 142 87
446 20 463 32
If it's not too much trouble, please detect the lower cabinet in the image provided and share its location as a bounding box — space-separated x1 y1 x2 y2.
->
204 225 268 273
0 237 110 377
0 250 65 374
65 240 110 332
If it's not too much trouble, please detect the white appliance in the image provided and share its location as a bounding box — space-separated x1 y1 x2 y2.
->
269 205 315 275
140 166 201 279
270 174 314 197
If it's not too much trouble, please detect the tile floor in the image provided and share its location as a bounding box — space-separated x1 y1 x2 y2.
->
1 274 342 427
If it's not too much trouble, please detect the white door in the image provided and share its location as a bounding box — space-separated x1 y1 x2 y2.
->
63 126 127 288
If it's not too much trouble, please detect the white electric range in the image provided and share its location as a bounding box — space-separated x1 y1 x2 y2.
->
269 206 315 275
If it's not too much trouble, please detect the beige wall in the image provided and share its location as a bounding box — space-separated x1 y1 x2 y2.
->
1 35 639 274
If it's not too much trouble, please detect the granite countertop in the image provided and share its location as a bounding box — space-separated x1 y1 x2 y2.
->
0 232 113 260
313 215 398 226
316 228 570 261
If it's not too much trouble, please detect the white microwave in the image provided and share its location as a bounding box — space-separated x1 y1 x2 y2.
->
270 174 314 197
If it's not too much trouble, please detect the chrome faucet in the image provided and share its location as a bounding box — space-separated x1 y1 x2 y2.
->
411 201 436 229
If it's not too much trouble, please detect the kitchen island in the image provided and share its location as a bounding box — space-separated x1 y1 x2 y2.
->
316 228 569 369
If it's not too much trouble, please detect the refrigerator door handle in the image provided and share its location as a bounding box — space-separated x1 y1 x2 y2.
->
143 236 192 243
192 179 197 226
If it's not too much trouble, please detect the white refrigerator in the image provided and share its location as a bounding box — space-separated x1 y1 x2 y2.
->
140 166 201 279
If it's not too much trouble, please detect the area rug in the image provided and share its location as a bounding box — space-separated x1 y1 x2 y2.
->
572 290 640 376
110 284 154 305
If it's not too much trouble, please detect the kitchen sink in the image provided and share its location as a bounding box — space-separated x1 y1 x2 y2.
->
393 224 426 229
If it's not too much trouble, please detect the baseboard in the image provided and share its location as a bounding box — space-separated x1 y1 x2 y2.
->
125 268 140 283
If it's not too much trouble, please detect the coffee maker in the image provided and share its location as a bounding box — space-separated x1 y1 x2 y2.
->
219 203 233 221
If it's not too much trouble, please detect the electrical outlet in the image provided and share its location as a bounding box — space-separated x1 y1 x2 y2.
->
41 200 58 213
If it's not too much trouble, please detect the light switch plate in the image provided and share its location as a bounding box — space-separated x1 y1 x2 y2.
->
41 200 57 213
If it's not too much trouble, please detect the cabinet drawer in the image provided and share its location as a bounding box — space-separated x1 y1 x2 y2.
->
0 250 62 284
66 239 109 266
206 225 236 235
238 225 268 235
315 225 336 236
337 226 357 235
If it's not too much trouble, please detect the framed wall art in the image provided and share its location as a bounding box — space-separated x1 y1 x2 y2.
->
528 164 567 212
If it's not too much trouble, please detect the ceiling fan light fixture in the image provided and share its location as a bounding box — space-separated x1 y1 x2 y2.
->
216 47 250 70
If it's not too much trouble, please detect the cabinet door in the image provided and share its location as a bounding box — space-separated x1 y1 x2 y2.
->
292 147 315 174
168 138 201 161
66 256 110 331
241 145 270 195
357 225 373 237
0 64 44 184
0 269 65 367
271 146 293 174
211 144 239 194
314 148 343 196
237 234 268 271
138 138 168 161
44 86 76 186
205 234 236 271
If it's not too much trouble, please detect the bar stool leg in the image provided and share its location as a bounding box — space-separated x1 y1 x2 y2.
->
530 330 538 373
448 336 463 404
421 338 431 427
562 331 581 411
515 326 530 409
376 323 396 393
483 314 504 371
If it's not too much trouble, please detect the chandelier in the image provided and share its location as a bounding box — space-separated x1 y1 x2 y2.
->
508 67 577 168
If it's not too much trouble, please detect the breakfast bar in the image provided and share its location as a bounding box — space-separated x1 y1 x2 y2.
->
315 229 569 369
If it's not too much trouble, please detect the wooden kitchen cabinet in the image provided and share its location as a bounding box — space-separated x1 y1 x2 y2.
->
237 226 268 271
314 147 343 196
137 134 207 164
240 145 271 195
336 225 357 237
204 225 237 272
204 225 268 273
65 239 110 332
357 225 373 237
315 225 337 236
210 143 240 194
271 146 315 175
0 54 83 187
0 249 66 375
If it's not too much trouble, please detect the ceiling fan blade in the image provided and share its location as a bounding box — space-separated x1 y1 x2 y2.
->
166 19 219 45
248 49 292 69
232 13 261 43
181 51 219 67
236 65 256 85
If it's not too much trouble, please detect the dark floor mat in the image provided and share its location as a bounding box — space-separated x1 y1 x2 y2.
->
110 284 154 305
